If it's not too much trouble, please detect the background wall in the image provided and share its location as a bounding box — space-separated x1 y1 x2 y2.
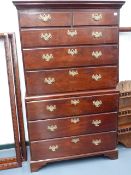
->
119 0 131 80
0 0 131 145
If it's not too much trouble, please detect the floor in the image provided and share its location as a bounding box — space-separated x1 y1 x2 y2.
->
0 145 131 175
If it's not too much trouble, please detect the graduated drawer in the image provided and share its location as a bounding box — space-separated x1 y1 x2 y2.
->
26 92 119 120
25 66 118 96
21 27 118 48
30 131 117 161
73 10 119 26
19 11 72 27
23 45 118 70
28 112 117 141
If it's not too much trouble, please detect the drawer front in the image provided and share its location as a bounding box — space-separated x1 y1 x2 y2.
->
21 27 118 48
19 11 72 27
23 45 118 70
30 131 117 161
118 115 131 125
25 66 118 96
73 10 119 26
28 112 117 141
26 93 119 120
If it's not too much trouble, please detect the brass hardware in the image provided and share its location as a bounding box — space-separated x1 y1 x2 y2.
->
49 145 59 152
44 77 55 84
69 70 78 77
92 120 101 126
47 125 57 132
71 99 80 105
92 32 102 38
93 100 102 108
41 33 52 41
46 105 56 112
92 74 102 81
92 139 101 146
67 30 77 37
92 13 102 21
92 51 102 59
71 138 80 144
39 13 51 22
42 54 53 61
68 49 78 56
71 117 80 124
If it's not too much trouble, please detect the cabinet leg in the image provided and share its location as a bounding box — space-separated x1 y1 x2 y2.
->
104 150 118 160
118 133 131 148
30 161 47 172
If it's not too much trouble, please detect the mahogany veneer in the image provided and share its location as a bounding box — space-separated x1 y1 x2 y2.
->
21 27 118 48
28 112 117 141
30 132 117 160
26 66 118 95
23 45 118 70
26 92 119 120
13 0 125 172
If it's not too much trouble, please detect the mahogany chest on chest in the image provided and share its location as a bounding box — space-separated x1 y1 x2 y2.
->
13 0 125 172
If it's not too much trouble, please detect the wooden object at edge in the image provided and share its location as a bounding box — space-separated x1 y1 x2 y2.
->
117 80 131 147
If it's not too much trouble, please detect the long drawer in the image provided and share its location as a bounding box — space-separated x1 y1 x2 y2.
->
25 66 118 95
30 131 117 161
26 92 119 120
28 112 117 141
21 27 118 48
23 45 118 70
19 9 118 28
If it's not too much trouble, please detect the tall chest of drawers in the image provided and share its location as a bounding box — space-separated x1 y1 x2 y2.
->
13 0 125 172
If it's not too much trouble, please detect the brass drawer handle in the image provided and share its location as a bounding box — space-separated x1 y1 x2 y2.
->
92 32 102 38
69 70 78 77
92 74 102 81
47 125 57 132
93 100 102 108
41 33 52 41
49 145 58 152
92 51 102 59
42 54 53 61
39 13 51 22
71 117 80 124
92 13 102 21
92 120 101 126
44 77 55 85
68 49 78 56
71 138 80 144
71 99 80 105
67 30 77 37
46 105 56 112
92 139 101 146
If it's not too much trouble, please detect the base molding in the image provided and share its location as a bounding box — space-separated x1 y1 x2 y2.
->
30 149 118 172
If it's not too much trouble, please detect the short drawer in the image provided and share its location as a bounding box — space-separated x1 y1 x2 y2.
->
28 112 117 141
25 66 118 96
73 10 119 26
23 45 118 70
26 92 119 120
30 131 117 161
21 27 118 48
19 11 72 27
